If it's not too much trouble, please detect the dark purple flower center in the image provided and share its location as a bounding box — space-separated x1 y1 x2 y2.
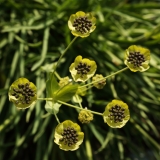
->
12 82 35 105
108 105 125 123
127 51 145 67
73 16 92 34
59 126 78 147
75 62 91 78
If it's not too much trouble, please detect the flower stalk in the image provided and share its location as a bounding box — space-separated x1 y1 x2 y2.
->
54 111 60 124
37 98 103 116
75 94 83 108
57 100 103 116
80 67 129 89
54 36 77 72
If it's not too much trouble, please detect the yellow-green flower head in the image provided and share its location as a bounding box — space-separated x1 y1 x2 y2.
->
124 45 150 72
77 85 87 96
8 78 37 109
58 76 72 88
78 109 93 124
68 11 96 38
103 100 130 128
54 120 84 151
92 74 106 89
69 55 97 82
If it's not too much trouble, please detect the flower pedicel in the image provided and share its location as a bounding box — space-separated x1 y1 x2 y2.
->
92 74 106 89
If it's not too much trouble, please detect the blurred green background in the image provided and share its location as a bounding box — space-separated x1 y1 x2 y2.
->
0 0 160 160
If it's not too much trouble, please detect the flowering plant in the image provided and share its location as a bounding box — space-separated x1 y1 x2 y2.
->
8 11 151 151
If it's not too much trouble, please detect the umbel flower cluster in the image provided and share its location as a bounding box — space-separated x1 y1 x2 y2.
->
8 11 151 151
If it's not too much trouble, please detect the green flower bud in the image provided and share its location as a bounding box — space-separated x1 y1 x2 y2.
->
58 76 72 88
77 85 87 96
78 109 93 124
92 74 106 89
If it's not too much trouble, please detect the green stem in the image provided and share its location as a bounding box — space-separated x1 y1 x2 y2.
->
80 67 128 89
37 97 53 101
57 100 103 116
37 98 60 123
54 71 61 80
80 84 93 92
54 36 77 72
41 113 51 118
75 94 83 108
54 112 60 124
37 98 102 116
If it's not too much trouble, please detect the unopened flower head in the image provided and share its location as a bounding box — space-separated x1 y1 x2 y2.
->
68 11 96 38
78 109 93 124
103 99 130 128
54 120 84 151
77 85 87 96
124 45 150 72
69 55 97 82
58 76 72 88
8 78 37 109
92 74 106 89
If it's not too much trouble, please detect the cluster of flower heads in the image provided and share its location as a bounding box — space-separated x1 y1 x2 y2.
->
8 11 151 151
